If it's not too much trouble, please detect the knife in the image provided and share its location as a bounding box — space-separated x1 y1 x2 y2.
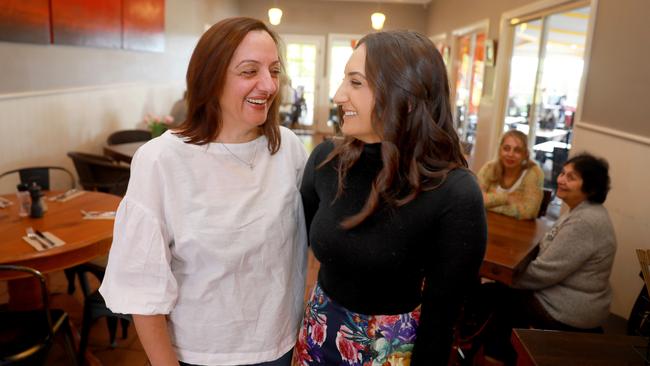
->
35 230 56 247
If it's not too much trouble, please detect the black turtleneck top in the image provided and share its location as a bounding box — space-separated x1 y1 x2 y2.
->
300 140 487 364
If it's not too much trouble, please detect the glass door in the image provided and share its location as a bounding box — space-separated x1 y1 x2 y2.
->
454 31 486 147
503 6 590 188
282 36 324 128
327 34 362 133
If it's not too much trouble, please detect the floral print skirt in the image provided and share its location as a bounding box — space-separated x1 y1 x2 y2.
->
293 283 420 366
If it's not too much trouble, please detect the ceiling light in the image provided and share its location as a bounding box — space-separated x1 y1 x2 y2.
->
371 12 385 31
268 7 283 26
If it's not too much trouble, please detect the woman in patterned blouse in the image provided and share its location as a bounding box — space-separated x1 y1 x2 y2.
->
477 130 543 220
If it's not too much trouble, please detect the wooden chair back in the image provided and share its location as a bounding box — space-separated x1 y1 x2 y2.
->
636 249 650 298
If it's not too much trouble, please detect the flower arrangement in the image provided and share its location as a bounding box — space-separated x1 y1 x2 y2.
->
144 113 174 138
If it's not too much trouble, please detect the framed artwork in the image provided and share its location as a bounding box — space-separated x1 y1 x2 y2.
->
0 0 51 44
0 0 165 51
51 0 121 48
123 0 165 52
485 39 496 67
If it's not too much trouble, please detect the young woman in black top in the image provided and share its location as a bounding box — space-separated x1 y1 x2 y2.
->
293 30 487 365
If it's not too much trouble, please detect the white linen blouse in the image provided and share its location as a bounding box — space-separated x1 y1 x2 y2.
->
99 127 308 365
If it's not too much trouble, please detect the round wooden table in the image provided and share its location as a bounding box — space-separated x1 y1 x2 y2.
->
0 191 121 309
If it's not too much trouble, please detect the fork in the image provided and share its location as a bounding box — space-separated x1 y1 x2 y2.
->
26 227 48 250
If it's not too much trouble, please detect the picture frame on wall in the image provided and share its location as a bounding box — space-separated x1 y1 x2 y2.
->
485 39 496 67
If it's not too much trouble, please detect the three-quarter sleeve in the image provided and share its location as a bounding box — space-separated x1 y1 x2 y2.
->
99 149 178 315
412 171 487 364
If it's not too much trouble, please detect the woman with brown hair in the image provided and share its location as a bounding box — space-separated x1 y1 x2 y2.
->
294 30 487 365
477 130 544 220
100 17 307 366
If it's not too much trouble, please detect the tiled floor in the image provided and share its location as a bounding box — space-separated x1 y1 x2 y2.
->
1 249 321 366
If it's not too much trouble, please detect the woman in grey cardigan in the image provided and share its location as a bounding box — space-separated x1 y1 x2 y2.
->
482 152 615 365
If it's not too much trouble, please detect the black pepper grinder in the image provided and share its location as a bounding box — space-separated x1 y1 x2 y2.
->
29 182 44 218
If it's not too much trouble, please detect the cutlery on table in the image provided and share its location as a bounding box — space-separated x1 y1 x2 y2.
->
26 227 49 250
81 209 116 218
34 229 56 247
49 188 78 201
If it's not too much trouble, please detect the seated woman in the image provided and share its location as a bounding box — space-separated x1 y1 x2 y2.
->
477 130 544 219
482 153 616 365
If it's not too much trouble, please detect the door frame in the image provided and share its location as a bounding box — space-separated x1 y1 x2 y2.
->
280 34 326 131
449 20 489 144
489 0 598 158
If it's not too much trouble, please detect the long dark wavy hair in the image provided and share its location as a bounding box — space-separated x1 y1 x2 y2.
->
177 17 282 153
322 30 467 229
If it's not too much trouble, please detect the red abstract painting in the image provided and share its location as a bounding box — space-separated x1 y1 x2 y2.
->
0 0 51 44
0 0 164 51
123 0 165 52
51 0 121 49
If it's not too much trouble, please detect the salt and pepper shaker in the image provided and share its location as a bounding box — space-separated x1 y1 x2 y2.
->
29 183 44 218
16 183 31 217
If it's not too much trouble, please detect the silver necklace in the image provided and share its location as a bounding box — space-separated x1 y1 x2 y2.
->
221 139 258 170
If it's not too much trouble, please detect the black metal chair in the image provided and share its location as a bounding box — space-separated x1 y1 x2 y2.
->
537 188 553 218
0 166 75 191
66 152 130 197
551 146 570 190
0 265 78 366
70 263 132 365
106 129 151 145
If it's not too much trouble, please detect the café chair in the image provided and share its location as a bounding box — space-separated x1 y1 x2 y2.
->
636 249 650 297
537 188 553 218
65 151 129 324
0 265 78 366
106 129 152 145
70 263 132 366
550 146 569 190
0 166 75 191
66 152 130 197
628 249 650 338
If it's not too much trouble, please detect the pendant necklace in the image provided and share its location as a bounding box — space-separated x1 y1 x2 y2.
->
221 139 258 170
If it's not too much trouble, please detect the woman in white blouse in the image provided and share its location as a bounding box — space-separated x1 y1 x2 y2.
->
99 17 307 366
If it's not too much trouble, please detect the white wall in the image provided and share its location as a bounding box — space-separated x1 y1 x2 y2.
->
0 0 239 193
570 124 650 317
0 82 181 193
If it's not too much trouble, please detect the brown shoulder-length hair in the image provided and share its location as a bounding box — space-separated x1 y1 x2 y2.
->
176 17 282 153
323 30 467 229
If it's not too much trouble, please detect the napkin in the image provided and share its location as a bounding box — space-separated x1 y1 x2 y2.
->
0 197 14 208
23 231 66 252
48 189 86 202
0 197 13 208
82 210 116 220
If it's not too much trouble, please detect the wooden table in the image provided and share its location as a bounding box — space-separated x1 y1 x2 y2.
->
480 212 553 285
0 191 120 309
103 141 145 163
512 328 648 366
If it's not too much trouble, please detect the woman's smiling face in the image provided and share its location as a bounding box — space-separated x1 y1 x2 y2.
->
499 135 526 170
219 30 281 132
333 44 380 143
